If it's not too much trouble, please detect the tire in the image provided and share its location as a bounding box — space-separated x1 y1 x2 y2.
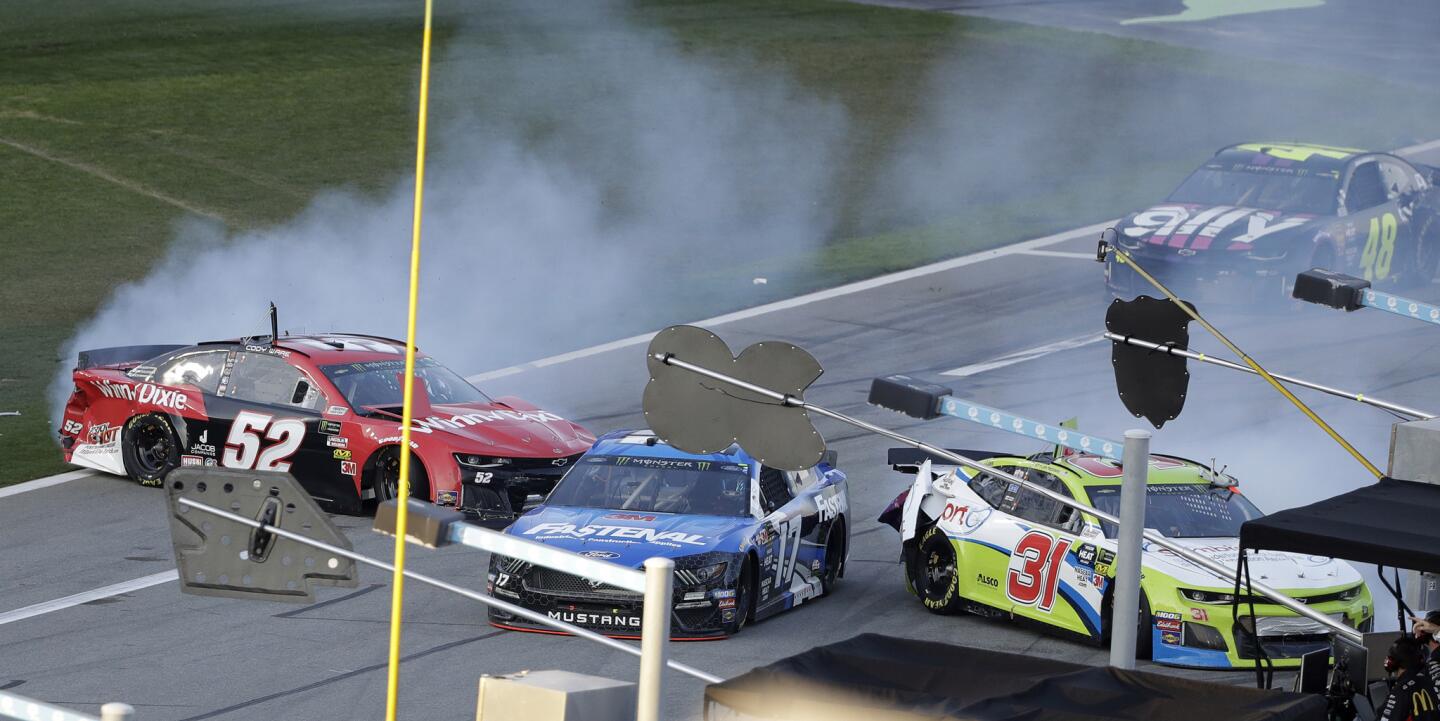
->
368 446 431 504
723 556 757 635
1407 214 1440 288
1102 585 1154 660
912 525 965 614
820 519 846 595
121 414 179 487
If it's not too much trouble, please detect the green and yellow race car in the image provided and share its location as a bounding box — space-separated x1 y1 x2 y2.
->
879 449 1372 668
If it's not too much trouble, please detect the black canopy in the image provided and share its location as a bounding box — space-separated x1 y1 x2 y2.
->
1239 477 1440 573
704 633 1323 721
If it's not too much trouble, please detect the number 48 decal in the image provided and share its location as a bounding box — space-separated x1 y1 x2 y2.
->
224 410 305 471
1006 530 1071 612
1360 212 1397 281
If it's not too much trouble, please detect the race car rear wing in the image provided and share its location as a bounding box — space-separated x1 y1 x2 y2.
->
888 447 1011 472
77 344 186 370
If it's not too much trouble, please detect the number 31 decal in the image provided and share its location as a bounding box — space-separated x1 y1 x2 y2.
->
224 410 304 471
1007 530 1071 612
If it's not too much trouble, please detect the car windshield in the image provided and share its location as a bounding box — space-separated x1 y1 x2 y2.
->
1088 483 1264 538
1169 168 1338 214
320 357 491 409
545 454 751 517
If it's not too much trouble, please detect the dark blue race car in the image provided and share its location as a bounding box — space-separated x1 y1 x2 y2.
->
487 429 849 639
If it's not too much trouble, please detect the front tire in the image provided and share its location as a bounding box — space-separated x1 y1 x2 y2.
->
723 556 757 635
911 525 964 614
121 414 179 487
820 519 846 595
368 446 431 505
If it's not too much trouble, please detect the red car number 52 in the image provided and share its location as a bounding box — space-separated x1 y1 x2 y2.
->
223 410 305 472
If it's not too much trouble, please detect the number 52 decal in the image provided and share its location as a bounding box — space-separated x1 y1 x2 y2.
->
224 410 305 471
1006 530 1071 612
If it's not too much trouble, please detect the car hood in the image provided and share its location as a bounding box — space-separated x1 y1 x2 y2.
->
399 402 592 457
1117 203 1320 255
507 505 753 562
1141 537 1363 592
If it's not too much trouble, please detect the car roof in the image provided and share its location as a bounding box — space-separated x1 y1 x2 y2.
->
982 452 1223 487
591 429 756 467
194 333 422 365
1210 142 1365 177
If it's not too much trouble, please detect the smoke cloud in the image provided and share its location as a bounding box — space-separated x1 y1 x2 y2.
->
51 0 847 418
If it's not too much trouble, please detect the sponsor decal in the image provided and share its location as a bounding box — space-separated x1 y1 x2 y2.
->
181 455 204 467
940 502 968 522
717 597 737 610
318 420 342 436
1075 543 1098 568
436 490 458 506
190 430 216 457
977 573 999 589
1098 549 1116 565
522 522 707 547
816 493 845 523
1155 618 1183 633
605 513 657 522
711 589 736 599
325 405 347 416
580 550 621 559
1190 608 1209 622
136 383 189 411
95 380 135 400
88 422 118 444
551 457 569 467
957 506 992 536
1091 573 1104 587
1095 563 1112 577
340 461 357 476
327 435 347 449
1160 631 1182 646
721 609 736 623
676 600 713 610
408 410 566 435
546 610 641 628
1154 611 1182 621
333 449 352 461
811 560 821 572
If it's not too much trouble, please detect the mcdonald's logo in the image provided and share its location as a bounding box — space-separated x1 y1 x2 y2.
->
1415 690 1436 713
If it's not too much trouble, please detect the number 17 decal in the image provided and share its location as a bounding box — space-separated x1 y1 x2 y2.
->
1006 530 1071 612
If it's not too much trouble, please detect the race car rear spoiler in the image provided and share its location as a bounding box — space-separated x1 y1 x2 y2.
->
77 344 186 370
888 447 1011 472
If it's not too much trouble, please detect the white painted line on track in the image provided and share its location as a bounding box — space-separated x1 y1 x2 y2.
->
942 334 1106 378
1017 249 1097 260
0 570 177 627
0 469 97 500
1396 138 1440 157
470 220 1116 382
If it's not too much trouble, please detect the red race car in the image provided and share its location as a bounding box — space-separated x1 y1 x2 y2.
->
60 333 594 517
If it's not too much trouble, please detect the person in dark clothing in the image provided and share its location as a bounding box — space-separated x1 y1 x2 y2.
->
1378 635 1440 721
1413 610 1440 688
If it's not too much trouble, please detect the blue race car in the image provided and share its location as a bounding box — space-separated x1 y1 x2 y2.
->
487 429 850 639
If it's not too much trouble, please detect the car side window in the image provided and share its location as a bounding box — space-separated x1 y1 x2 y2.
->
1380 160 1416 199
225 352 324 411
1009 469 1082 532
1346 161 1387 212
156 350 228 395
967 470 1009 508
758 466 794 514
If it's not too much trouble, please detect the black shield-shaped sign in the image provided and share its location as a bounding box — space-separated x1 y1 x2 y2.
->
1106 296 1194 428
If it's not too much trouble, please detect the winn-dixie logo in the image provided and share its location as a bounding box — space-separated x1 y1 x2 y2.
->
95 381 189 411
522 522 706 547
408 410 564 434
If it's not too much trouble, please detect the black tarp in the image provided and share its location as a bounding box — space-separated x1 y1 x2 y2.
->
703 634 1324 721
1239 477 1440 573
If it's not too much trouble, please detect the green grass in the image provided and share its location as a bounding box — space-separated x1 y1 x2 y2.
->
3 0 1439 483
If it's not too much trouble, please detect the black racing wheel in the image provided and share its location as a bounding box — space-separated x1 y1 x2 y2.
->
121 414 179 487
368 446 430 505
820 519 846 595
913 524 964 614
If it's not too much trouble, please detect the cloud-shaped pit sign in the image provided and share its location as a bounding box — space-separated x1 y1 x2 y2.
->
642 325 825 471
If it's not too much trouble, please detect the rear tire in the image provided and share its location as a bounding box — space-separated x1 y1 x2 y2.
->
912 525 965 614
121 414 179 487
1408 214 1440 288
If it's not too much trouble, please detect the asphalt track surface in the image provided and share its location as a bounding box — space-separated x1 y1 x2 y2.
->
4 145 1440 718
852 0 1440 89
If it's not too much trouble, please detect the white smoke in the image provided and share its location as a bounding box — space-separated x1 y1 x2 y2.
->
51 0 847 417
